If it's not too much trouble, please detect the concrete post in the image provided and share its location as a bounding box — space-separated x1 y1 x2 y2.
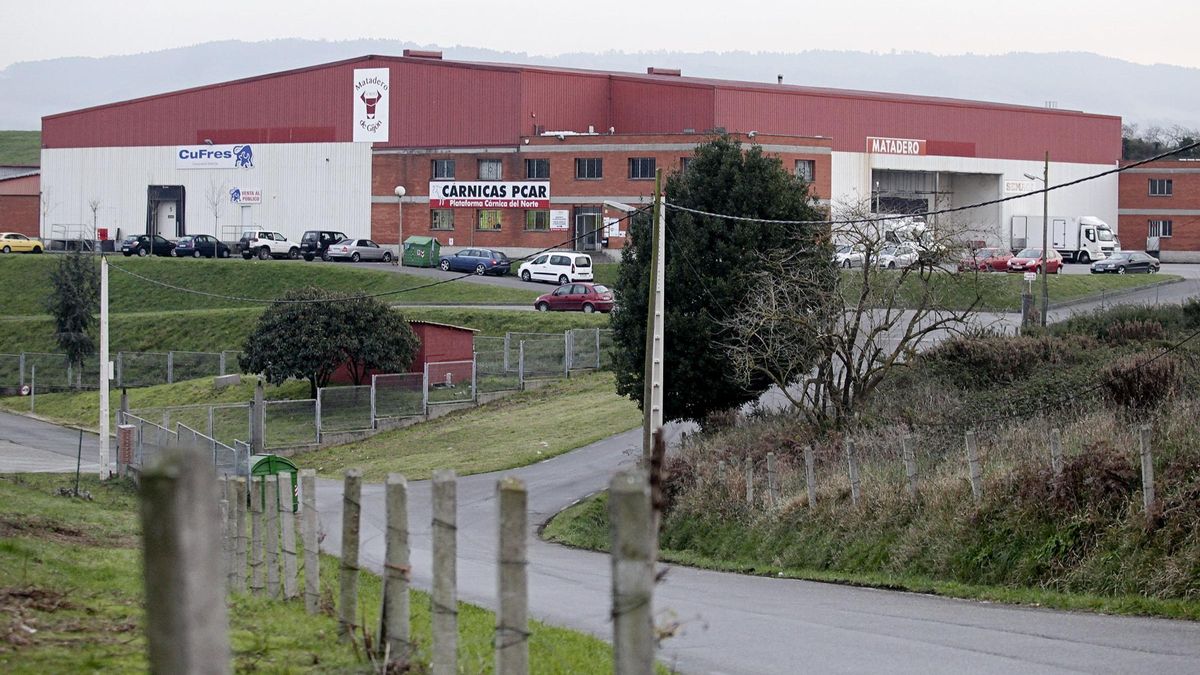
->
595 328 602 369
422 363 430 415
339 469 362 642
219 495 231 593
804 444 817 508
18 352 24 389
250 379 265 455
264 474 281 598
496 477 529 675
1139 425 1156 522
965 431 983 503
380 473 411 660
233 477 247 593
471 353 478 403
370 375 378 430
902 436 919 498
116 351 123 388
518 341 526 390
1050 427 1064 477
432 469 457 675
315 392 322 442
219 351 227 376
139 451 232 674
279 472 299 600
744 456 755 507
250 477 265 595
847 440 861 506
766 452 779 508
717 460 726 482
300 469 320 615
167 351 174 384
609 469 654 674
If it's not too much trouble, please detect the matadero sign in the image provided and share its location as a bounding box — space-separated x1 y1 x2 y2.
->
866 136 927 156
428 181 551 209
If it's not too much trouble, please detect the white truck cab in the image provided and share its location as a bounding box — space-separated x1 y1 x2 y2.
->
1010 215 1118 264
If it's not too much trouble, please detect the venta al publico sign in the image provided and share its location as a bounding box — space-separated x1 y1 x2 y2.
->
428 181 551 209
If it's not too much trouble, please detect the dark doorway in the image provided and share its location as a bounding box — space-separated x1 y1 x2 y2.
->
574 205 602 251
146 185 186 237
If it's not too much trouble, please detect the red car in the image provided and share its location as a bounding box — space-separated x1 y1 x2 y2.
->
534 283 615 313
1006 247 1064 274
958 247 1013 272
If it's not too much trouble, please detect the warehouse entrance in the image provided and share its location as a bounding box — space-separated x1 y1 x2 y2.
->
146 185 186 237
574 205 602 251
870 170 1001 241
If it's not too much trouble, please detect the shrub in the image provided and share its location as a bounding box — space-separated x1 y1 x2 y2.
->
916 335 1091 387
1101 353 1181 412
1103 319 1165 345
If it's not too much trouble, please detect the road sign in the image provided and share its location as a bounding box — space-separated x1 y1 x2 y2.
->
19 385 30 396
1024 272 1037 282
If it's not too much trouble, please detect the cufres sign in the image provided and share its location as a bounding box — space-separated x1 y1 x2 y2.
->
176 144 255 169
429 181 551 209
866 136 926 156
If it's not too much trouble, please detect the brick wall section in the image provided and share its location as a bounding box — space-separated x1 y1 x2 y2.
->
1118 159 1200 253
369 132 833 249
0 195 39 236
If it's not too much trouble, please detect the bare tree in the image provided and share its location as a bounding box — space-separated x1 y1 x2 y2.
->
206 179 227 236
725 200 1002 429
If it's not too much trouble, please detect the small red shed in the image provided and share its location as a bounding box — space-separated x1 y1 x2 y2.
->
328 319 478 385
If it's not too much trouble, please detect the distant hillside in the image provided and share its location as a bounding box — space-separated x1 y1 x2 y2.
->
3 40 1199 130
0 130 40 165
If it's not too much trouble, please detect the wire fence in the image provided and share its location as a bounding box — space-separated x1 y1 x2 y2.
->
373 372 425 419
0 349 244 393
317 385 374 434
425 360 475 405
264 399 319 449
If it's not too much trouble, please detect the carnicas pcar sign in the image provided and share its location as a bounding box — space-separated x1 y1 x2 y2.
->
428 181 550 209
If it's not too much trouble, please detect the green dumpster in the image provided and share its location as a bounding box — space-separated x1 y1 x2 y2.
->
403 235 441 268
249 454 300 512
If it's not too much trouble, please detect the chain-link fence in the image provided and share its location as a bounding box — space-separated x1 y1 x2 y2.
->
175 422 249 477
568 328 603 371
373 373 425 419
475 347 520 393
426 360 476 405
0 349 243 393
117 351 170 388
317 385 374 433
264 399 318 449
520 338 569 380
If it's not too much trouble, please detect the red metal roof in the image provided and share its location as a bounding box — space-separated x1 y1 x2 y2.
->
42 55 1120 164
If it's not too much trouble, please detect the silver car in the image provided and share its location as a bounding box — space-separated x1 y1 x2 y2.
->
326 238 394 263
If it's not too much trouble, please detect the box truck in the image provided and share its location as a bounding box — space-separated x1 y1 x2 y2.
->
1009 215 1118 264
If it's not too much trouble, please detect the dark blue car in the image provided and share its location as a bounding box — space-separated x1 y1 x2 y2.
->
438 248 511 276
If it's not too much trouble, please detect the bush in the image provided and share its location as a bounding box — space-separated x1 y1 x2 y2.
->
916 335 1092 387
1103 319 1165 345
1101 353 1181 412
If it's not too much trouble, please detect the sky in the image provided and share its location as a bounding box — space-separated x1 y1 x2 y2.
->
2 0 1200 70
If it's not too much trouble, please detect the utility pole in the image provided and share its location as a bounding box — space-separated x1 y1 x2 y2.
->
1041 151 1050 327
642 169 666 463
394 185 406 260
98 256 110 478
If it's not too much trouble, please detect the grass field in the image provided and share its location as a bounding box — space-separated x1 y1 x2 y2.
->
306 371 640 482
0 472 621 673
0 130 40 166
0 256 538 316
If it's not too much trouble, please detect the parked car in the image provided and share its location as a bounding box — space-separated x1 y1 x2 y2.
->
958 247 1012 272
239 230 299 260
300 230 349 261
834 244 865 268
534 283 615 313
326 238 395 263
438 248 511 275
518 251 593 284
1090 251 1160 274
1006 247 1064 274
877 244 920 269
171 234 230 258
121 234 176 257
0 232 43 254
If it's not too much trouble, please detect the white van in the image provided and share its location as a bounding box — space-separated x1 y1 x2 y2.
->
518 251 593 284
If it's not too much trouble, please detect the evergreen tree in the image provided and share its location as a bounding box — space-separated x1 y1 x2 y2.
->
44 248 99 388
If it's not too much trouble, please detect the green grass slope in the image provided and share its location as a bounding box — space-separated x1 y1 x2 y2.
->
0 130 40 166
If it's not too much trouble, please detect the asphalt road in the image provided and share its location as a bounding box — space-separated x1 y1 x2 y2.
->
0 410 98 473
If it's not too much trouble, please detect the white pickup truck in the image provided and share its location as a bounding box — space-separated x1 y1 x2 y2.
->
239 230 299 260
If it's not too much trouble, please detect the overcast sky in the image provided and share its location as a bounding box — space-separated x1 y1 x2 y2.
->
3 0 1199 71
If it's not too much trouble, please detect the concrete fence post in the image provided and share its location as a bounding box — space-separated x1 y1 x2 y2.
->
1139 425 1156 522
279 471 299 600
315 391 323 442
167 351 174 384
518 341 526 390
609 469 654 675
250 477 265 595
595 328 602 369
219 351 227 376
1050 427 1064 477
564 330 572 377
432 469 458 675
380 473 411 661
496 477 529 675
744 456 755 507
370 375 378 429
902 436 919 498
139 451 232 674
471 353 478 403
221 477 235 591
116 351 123 388
18 352 24 389
233 476 247 593
264 474 281 598
422 363 431 415
766 452 779 508
219 494 231 593
965 431 983 503
300 469 320 615
339 469 362 643
251 379 265 455
503 333 511 372
847 440 861 506
804 444 817 508
717 460 726 482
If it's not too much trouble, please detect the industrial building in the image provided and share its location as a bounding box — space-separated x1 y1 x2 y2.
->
38 51 1122 255
1118 158 1200 261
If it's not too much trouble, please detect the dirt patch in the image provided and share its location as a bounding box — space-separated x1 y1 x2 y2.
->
0 515 135 548
0 587 75 651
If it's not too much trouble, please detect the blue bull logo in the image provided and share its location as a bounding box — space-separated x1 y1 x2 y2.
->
229 188 242 203
233 145 254 168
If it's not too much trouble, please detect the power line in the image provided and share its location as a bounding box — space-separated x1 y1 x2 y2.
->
107 206 650 305
665 140 1200 227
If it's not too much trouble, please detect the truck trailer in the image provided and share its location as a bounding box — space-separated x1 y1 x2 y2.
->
1009 215 1118 263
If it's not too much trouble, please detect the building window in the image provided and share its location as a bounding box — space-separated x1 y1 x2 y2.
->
1149 178 1173 196
575 158 603 180
1149 219 1173 238
525 158 550 180
629 157 656 180
680 157 693 172
479 159 503 180
478 209 502 231
432 159 455 180
525 210 550 231
431 209 454 231
795 159 816 183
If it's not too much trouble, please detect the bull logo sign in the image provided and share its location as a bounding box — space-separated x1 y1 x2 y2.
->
353 67 390 143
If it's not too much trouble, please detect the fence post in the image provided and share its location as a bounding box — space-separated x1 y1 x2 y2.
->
139 452 232 674
370 375 378 430
595 328 602 369
300 469 319 615
504 333 511 372
422 363 430 416
518 341 526 390
219 491 231 593
564 330 572 377
219 351 227 376
234 476 247 593
432 469 458 675
251 379 265 455
1139 425 1156 522
902 436 919 498
496 477 528 675
29 365 35 412
18 352 24 389
250 477 265 595
314 391 323 443
222 477 235 591
965 431 983 503
1050 427 1064 477
766 452 779 508
471 353 478 403
847 440 861 506
717 460 726 482
280 471 299 600
66 361 72 390
264 474 281 598
380 473 411 660
167 351 174 384
804 444 817 508
609 469 654 675
339 469 362 643
744 456 755 506
116 351 123 388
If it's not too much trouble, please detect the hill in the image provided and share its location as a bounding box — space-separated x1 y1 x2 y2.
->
0 130 40 165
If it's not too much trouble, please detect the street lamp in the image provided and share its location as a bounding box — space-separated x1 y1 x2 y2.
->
1024 152 1051 326
393 185 406 263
